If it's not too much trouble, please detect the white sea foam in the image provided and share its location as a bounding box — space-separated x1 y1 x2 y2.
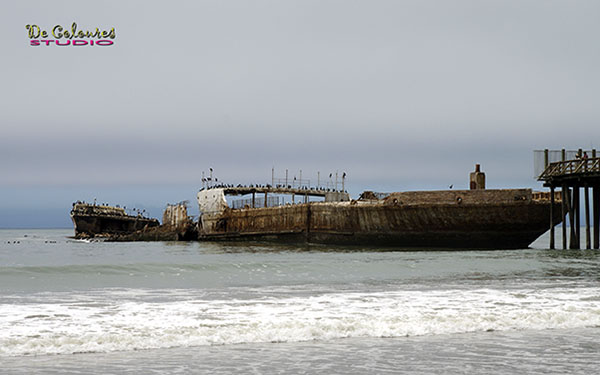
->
2 287 600 357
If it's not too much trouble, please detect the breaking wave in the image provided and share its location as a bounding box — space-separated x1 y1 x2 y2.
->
2 286 600 357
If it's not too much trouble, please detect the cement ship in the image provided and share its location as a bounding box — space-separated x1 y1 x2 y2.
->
196 166 562 249
70 202 159 238
71 165 562 248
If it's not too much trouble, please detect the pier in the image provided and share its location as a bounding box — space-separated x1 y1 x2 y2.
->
537 149 600 249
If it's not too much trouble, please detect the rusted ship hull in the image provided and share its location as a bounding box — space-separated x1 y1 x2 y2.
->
198 189 562 249
71 215 160 238
71 203 159 238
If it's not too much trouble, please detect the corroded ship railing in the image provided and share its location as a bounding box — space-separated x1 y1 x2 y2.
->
531 191 562 202
538 157 600 181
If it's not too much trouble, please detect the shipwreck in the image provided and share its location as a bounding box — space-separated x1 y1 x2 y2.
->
195 165 562 249
71 165 562 249
70 202 159 238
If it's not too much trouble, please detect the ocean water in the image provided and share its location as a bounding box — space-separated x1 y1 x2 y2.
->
1 229 599 374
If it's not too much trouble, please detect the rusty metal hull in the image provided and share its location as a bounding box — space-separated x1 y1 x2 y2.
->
71 214 159 238
198 189 562 249
70 204 159 238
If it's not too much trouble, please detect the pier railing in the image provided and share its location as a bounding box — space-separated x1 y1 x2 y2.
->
538 157 600 181
533 149 597 178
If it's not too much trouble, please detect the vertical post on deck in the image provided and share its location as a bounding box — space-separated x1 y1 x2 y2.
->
585 184 591 249
335 172 338 191
550 186 555 249
544 149 549 168
252 192 255 208
594 186 600 249
561 185 567 249
264 192 268 208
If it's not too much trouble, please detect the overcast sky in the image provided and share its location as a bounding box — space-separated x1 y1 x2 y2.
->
1 0 599 227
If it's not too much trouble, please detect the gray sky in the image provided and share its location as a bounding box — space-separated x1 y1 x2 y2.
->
1 0 599 227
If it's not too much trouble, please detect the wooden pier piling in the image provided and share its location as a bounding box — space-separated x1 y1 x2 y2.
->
567 188 577 249
585 184 590 249
574 185 580 249
595 150 599 250
594 186 599 249
549 186 555 249
561 186 567 249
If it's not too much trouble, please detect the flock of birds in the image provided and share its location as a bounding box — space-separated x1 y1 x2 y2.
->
201 183 347 193
201 168 348 193
73 200 149 217
5 240 56 244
